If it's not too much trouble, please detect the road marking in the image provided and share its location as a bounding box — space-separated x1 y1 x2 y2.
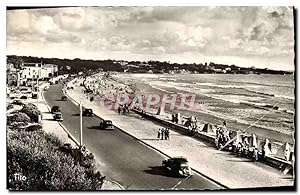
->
171 175 192 189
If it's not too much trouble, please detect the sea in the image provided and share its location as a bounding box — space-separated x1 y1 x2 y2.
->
115 73 295 144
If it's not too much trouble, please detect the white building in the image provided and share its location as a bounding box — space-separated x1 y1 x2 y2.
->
19 63 58 86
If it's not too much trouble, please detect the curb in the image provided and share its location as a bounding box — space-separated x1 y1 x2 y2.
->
65 83 228 189
42 89 80 147
104 179 126 190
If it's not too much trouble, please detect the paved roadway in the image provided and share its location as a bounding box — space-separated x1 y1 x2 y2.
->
44 84 224 190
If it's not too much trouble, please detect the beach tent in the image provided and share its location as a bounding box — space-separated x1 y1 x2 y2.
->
249 134 258 149
234 130 243 145
274 142 291 161
262 138 272 157
202 123 216 135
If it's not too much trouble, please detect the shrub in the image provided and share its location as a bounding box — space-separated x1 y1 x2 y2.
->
7 112 31 126
7 130 105 190
20 103 41 123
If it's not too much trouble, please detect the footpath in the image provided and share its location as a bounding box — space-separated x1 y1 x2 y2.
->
66 81 294 189
28 84 124 190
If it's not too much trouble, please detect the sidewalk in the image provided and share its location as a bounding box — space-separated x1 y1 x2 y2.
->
66 84 294 189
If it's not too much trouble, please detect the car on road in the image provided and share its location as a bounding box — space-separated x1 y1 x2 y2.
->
20 95 28 100
83 108 94 117
53 112 63 121
12 99 24 106
51 106 61 114
61 95 67 101
32 93 38 99
162 157 193 177
85 89 94 94
99 120 114 130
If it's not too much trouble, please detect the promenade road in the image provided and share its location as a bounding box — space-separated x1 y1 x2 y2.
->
44 84 224 190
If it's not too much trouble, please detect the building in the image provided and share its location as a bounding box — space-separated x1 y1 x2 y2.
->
18 63 58 86
6 63 18 86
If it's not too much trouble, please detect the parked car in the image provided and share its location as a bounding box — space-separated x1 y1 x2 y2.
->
51 106 61 114
83 108 94 116
53 112 63 121
99 120 114 130
32 93 38 99
12 99 24 106
162 157 193 177
85 89 93 94
7 104 14 110
20 95 28 99
61 95 67 101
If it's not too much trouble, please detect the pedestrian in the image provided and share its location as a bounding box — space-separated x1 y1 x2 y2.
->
165 128 170 140
118 106 121 115
161 128 165 140
157 128 161 139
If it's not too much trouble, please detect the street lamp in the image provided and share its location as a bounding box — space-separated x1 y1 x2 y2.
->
37 67 46 105
79 91 92 147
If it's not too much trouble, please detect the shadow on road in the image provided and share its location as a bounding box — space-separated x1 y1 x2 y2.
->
140 138 159 141
87 126 113 131
143 166 174 178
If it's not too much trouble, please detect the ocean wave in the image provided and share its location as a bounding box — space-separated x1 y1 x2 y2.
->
196 107 293 136
159 78 177 82
149 83 172 93
194 82 295 100
243 88 294 100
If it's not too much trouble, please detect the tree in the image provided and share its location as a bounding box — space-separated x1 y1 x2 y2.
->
7 55 24 69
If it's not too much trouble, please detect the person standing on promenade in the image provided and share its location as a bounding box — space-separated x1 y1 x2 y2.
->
118 106 121 115
161 128 165 140
157 128 161 140
165 128 170 140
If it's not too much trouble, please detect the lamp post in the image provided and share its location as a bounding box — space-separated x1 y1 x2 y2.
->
79 92 92 147
79 96 84 147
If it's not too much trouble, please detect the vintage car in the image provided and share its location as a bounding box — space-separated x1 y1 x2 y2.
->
53 112 63 121
12 99 24 106
20 95 28 99
85 89 94 94
99 120 114 130
61 95 68 101
32 93 38 99
44 86 49 91
162 157 193 177
51 106 61 114
83 108 94 117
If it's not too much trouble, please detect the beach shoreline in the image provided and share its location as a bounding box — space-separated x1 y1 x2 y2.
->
111 73 294 145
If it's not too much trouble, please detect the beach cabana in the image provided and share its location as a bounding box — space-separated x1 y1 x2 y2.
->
202 123 216 135
234 130 242 145
274 142 291 161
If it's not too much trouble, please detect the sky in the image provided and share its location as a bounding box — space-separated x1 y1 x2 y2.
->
6 6 295 70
